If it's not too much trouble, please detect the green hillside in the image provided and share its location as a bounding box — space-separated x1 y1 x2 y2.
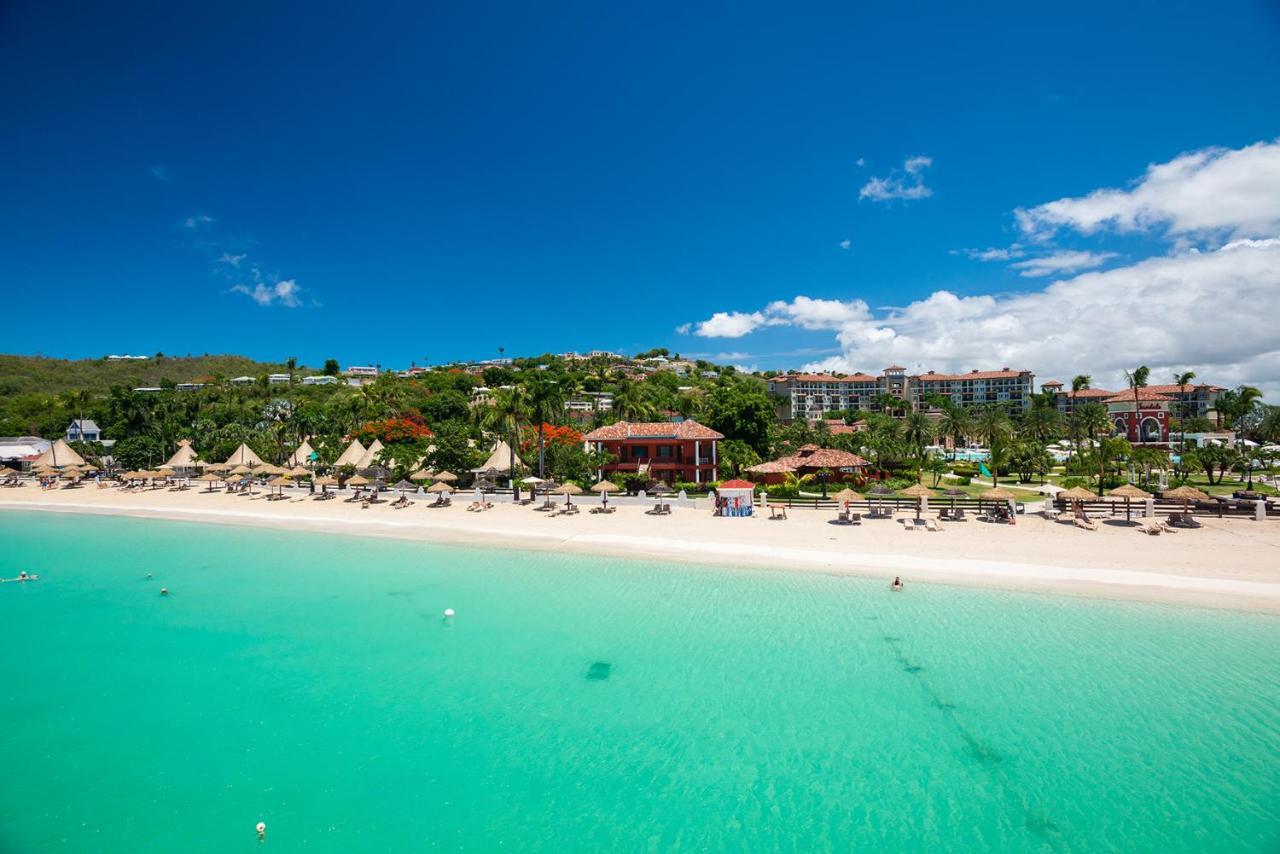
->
0 354 302 396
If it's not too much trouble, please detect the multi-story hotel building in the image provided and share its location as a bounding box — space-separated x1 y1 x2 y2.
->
1041 380 1224 420
768 366 1035 421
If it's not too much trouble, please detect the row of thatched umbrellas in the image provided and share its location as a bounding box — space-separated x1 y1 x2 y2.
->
825 483 1021 520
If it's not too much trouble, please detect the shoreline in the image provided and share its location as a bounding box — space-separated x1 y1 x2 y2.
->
3 490 1280 614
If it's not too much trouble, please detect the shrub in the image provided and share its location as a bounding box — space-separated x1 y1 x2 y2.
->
764 483 800 499
672 481 704 494
1060 476 1087 489
951 476 971 486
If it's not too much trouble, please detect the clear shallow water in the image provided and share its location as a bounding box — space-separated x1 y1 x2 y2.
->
1 511 1278 853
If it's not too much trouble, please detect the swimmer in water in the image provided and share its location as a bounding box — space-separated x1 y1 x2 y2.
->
890 576 903 592
146 573 153 580
257 821 266 841
160 587 169 597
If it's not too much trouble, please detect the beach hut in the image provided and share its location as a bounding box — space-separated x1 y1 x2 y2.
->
716 479 755 517
32 438 86 470
1109 483 1152 522
333 438 367 468
553 482 583 508
899 483 936 520
224 443 264 467
472 439 524 481
355 439 384 469
286 439 316 468
590 479 620 510
163 439 200 472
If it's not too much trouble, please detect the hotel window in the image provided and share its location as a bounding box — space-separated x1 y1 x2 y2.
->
657 446 673 458
631 446 648 459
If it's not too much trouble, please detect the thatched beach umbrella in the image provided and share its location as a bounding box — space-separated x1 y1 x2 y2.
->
229 464 254 477
942 487 967 512
899 483 935 520
554 482 583 507
1058 485 1098 516
1109 483 1152 522
427 481 454 494
591 479 620 507
195 472 222 492
433 471 459 483
410 469 434 482
832 487 862 505
979 486 1017 521
346 474 370 487
289 466 311 478
392 479 416 495
1163 485 1210 517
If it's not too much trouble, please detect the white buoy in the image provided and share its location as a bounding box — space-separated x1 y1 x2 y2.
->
443 608 455 618
256 821 266 839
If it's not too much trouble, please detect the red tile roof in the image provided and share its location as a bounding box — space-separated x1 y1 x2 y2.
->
1041 379 1063 387
913 369 1030 381
747 446 870 473
1144 383 1225 394
583 420 724 441
718 479 755 489
1102 389 1176 405
1065 388 1115 399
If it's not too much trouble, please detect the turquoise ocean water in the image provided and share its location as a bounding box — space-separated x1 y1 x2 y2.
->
1 510 1278 852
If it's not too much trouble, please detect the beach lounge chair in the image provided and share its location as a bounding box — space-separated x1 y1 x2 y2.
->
1073 516 1098 531
1137 518 1162 535
768 503 787 520
898 517 919 531
924 517 942 532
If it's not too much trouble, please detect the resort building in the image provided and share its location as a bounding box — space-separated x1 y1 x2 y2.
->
65 420 101 443
231 376 256 386
566 392 613 413
768 366 1034 421
0 436 51 469
267 373 292 385
1042 379 1224 420
583 420 723 485
301 375 339 386
1039 381 1116 414
745 444 870 485
1104 390 1173 445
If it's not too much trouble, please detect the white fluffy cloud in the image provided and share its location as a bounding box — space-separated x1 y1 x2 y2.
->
1009 250 1117 278
689 310 774 338
1016 139 1280 240
859 155 933 202
182 214 214 229
231 278 302 308
681 240 1280 395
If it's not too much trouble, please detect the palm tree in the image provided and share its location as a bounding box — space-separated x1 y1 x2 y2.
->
936 404 971 459
612 379 657 422
1076 402 1112 490
1070 374 1092 393
902 410 933 481
1173 370 1196 451
524 374 566 478
1124 365 1150 443
1219 385 1264 488
1022 404 1062 444
482 387 529 501
974 406 1013 488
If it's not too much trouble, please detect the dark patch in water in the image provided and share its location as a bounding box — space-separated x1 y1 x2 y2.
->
385 591 412 598
931 699 957 711
1025 811 1062 837
902 664 925 674
960 733 1003 764
863 616 879 621
585 661 612 681
882 635 901 643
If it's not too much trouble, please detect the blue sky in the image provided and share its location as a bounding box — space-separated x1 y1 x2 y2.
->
3 2 1279 389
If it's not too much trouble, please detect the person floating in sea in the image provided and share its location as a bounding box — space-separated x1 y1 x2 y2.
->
890 576 903 592
257 821 266 841
160 587 169 597
2 571 39 583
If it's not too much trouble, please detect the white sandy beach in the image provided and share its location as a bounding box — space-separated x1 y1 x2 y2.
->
4 484 1280 613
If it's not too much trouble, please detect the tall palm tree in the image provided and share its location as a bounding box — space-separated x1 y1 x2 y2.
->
482 387 529 501
524 374 566 478
1076 402 1112 490
902 410 933 481
936 403 971 459
612 379 657 422
1124 365 1150 442
1173 370 1196 451
974 406 1014 488
1220 385 1264 488
1070 374 1092 393
1022 404 1062 444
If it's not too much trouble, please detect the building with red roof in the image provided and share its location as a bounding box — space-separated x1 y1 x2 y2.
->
767 365 1034 421
583 420 723 485
745 444 870 485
